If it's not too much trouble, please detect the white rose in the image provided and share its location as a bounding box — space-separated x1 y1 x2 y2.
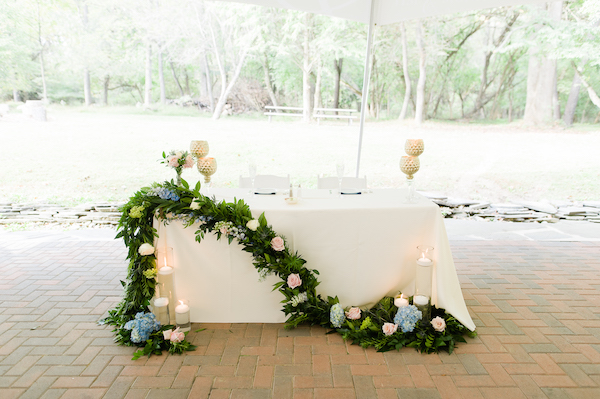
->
190 199 200 210
138 243 155 256
431 316 446 332
175 151 183 158
246 219 259 231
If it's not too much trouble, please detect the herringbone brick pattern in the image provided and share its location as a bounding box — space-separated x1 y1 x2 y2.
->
1 234 599 398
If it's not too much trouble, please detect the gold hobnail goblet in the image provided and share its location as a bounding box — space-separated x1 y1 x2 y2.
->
197 157 217 185
400 156 420 203
190 140 209 159
405 139 424 156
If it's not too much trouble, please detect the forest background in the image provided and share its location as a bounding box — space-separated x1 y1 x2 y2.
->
1 0 600 125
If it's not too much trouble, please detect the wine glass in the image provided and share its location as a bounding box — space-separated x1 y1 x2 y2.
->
248 163 257 194
197 157 217 194
336 162 345 196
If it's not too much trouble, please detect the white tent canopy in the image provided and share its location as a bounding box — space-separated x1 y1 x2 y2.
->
214 0 545 175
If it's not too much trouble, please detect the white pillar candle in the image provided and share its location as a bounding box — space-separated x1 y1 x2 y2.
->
413 295 429 306
394 294 409 307
175 300 191 332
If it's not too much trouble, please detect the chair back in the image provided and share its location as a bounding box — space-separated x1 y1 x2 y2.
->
317 176 367 189
255 174 290 189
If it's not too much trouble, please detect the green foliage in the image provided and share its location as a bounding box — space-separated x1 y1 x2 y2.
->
104 178 475 358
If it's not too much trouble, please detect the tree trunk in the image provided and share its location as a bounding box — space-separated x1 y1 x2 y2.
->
313 61 322 111
415 20 426 125
169 61 185 97
302 14 313 123
333 58 343 112
102 75 109 105
563 70 582 126
83 68 93 106
212 47 250 119
158 50 166 105
203 52 214 111
144 44 152 106
13 88 21 102
398 22 411 120
185 68 191 96
36 0 47 102
523 2 563 124
262 52 278 107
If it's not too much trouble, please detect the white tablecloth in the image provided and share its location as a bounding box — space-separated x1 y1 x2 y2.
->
155 189 475 331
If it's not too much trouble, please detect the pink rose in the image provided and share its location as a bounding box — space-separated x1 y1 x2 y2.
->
220 226 229 235
184 155 194 168
431 316 446 332
382 323 398 336
170 327 185 343
271 237 285 251
287 273 302 289
345 307 361 320
168 156 179 167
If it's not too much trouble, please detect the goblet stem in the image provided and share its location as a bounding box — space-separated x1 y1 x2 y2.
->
405 179 416 204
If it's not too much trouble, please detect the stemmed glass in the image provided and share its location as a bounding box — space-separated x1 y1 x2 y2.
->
336 162 345 196
248 163 257 194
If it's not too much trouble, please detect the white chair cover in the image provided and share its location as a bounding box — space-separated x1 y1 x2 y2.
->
240 174 290 189
317 176 367 189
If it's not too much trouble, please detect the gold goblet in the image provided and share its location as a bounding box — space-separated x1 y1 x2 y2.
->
190 140 209 159
405 139 424 156
400 156 420 180
400 156 420 203
197 157 217 184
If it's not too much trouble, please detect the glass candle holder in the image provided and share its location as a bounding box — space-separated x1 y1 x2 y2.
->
157 265 176 324
156 247 173 270
153 297 170 326
394 293 409 308
414 246 434 321
175 299 191 332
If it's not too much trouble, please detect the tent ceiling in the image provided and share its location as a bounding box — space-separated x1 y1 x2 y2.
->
216 0 545 25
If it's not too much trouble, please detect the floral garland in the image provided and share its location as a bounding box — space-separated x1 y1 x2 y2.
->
103 179 475 358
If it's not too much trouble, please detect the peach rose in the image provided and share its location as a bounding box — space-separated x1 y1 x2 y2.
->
271 236 285 251
184 155 194 168
382 323 398 336
163 329 173 340
170 327 185 343
168 155 179 167
431 316 446 332
287 273 302 289
345 307 361 320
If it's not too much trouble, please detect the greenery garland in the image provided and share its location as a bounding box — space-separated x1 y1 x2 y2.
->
103 179 476 358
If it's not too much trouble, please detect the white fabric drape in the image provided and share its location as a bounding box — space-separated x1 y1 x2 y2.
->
155 189 475 331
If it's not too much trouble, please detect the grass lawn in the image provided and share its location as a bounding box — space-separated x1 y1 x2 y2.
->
1 106 599 206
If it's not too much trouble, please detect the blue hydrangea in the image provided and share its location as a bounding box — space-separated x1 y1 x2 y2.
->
393 305 422 333
123 312 161 343
330 303 346 328
157 188 180 201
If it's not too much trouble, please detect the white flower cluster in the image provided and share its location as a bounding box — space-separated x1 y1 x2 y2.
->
290 292 308 307
258 268 273 282
214 221 246 241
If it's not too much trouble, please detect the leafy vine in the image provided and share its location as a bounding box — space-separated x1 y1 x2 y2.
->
102 179 475 358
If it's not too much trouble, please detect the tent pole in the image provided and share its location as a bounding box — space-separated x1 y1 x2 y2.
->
355 0 376 177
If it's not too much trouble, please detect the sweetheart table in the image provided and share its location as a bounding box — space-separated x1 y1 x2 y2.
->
154 188 475 331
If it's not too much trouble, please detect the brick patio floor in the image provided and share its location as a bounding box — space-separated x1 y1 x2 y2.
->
1 232 599 399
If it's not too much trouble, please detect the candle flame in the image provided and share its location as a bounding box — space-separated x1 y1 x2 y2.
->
164 256 167 267
179 300 184 306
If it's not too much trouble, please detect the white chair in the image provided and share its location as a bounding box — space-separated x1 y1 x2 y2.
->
317 176 367 189
239 174 290 189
